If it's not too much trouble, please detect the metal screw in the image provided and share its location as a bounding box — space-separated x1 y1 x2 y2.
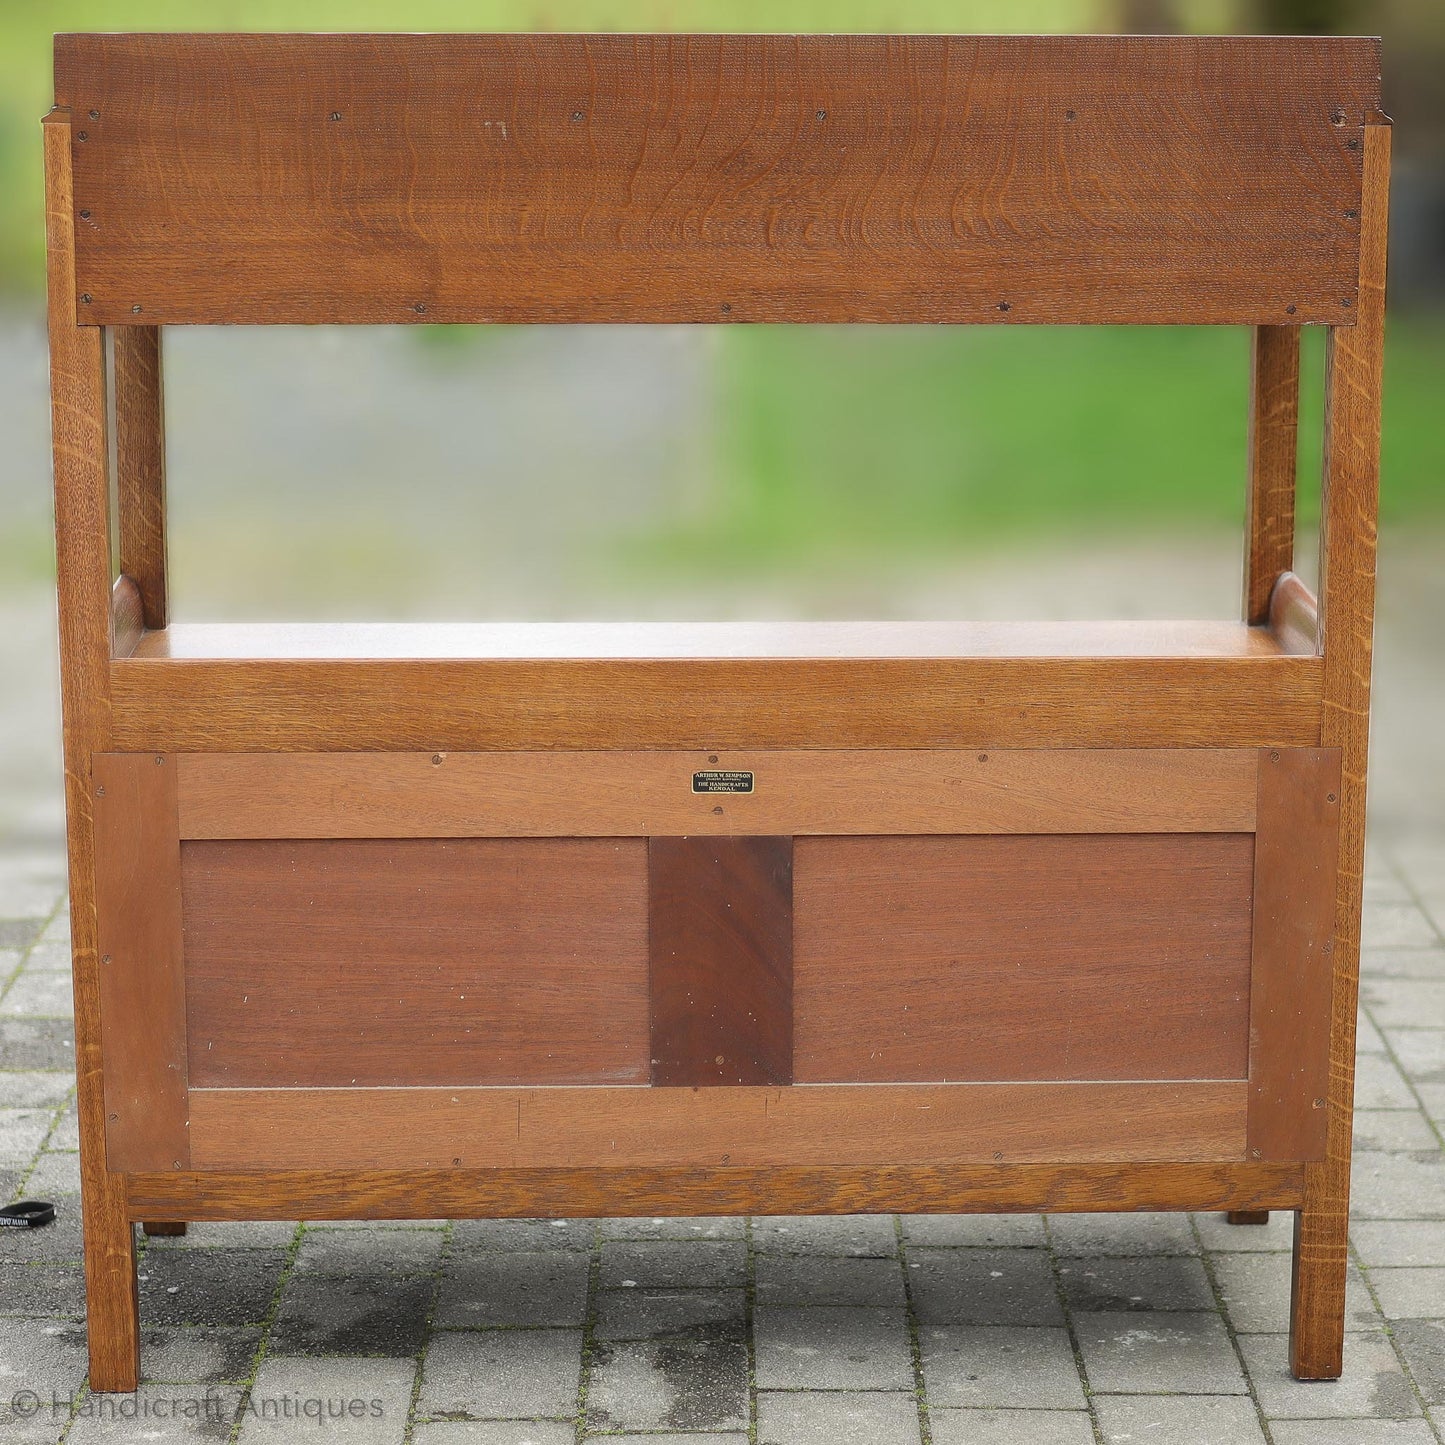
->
1331 109 1346 126
714 1054 725 1066
1065 108 1077 121
712 806 723 815
998 301 1011 312
79 209 91 220
412 302 427 314
432 754 443 765
329 111 342 122
815 109 827 121
81 293 92 304
708 754 719 763
77 130 88 142
978 753 989 763
1313 1097 1327 1109
155 755 165 765
720 302 732 313
1250 1147 1262 1159
1327 792 1337 803
101 954 111 965
95 785 105 797
173 1159 182 1169
1270 750 1280 763
571 110 584 122
1342 297 1352 307
1286 304 1297 315
108 1112 117 1122
993 1150 1003 1161
1346 138 1360 150
452 1156 461 1166
1323 938 1335 954
1344 209 1357 219
88 109 99 120
131 303 142 314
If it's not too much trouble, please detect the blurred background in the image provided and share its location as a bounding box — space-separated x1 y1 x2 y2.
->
0 0 1441 848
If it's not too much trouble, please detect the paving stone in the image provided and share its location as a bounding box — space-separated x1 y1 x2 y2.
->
1359 1009 1388 1052
593 1287 744 1341
0 1018 75 1071
0 1317 89 1442
0 1262 84 1317
0 1166 22 1201
1094 1394 1267 1444
1344 1150 1445 1220
0 1108 56 1165
1057 1254 1215 1313
0 971 73 1018
1362 977 1445 1028
22 1149 80 1195
901 1214 1046 1248
66 1384 243 1444
1267 1422 1438 1445
1362 948 1445 980
295 1227 444 1278
751 1214 898 1257
753 1306 913 1390
598 1239 744 1289
1419 1085 1445 1129
138 1248 287 1329
418 1328 580 1419
1046 1212 1198 1256
413 1424 576 1445
1363 905 1441 950
1352 1220 1445 1267
1393 1320 1445 1404
1239 1332 1420 1418
434 1251 588 1328
449 1217 593 1251
1211 1252 1378 1333
1368 1266 1445 1319
599 1215 744 1240
237 1356 415 1442
1354 1110 1441 1153
1386 1029 1445 1084
755 1252 906 1308
268 1272 432 1356
0 1071 71 1108
142 1221 301 1250
0 1192 82 1264
0 947 24 980
23 937 73 972
1191 1211 1294 1252
46 1102 77 1151
1355 1053 1420 1109
0 888 56 927
586 1327 747 1433
138 1325 264 1384
756 1389 920 1445
907 1246 1062 1326
929 1407 1093 1445
918 1325 1085 1410
1073 1311 1246 1394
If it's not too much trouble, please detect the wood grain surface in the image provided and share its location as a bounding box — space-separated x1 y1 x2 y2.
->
1292 119 1390 1382
185 1080 1247 1171
1248 749 1341 1162
1245 326 1302 624
54 33 1375 326
126 1161 1307 1221
171 748 1260 839
45 110 140 1393
111 652 1324 752
182 838 649 1088
794 834 1254 1083
93 754 189 1171
112 326 167 629
649 836 793 1086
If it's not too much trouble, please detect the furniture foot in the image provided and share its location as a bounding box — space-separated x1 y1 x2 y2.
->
1290 1175 1348 1380
1226 1210 1270 1226
82 1194 140 1392
142 1220 187 1237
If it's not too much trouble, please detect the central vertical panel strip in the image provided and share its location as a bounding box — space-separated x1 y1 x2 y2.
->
649 836 793 1086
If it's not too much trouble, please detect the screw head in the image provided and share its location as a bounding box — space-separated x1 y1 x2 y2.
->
77 130 88 142
131 303 143 314
708 754 719 764
412 302 427 314
1286 304 1297 315
329 111 342 122
88 109 99 120
815 109 827 121
432 753 443 765
81 293 92 304
571 110 584 122
1313 1097 1327 1109
720 302 732 313
79 209 90 220
998 301 1011 312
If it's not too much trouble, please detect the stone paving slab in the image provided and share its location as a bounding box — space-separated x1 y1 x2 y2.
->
1 830 1443 1441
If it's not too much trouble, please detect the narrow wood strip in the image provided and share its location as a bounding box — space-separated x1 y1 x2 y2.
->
1269 572 1321 657
125 1162 1307 1221
186 1082 1246 1172
172 749 1260 840
110 575 144 660
113 326 167 629
111 655 1325 751
1244 326 1301 625
650 837 793 1086
1292 119 1391 1382
45 109 140 1392
1247 748 1341 1161
93 753 188 1172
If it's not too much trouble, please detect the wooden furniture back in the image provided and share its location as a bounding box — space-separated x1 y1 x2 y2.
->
55 32 1377 326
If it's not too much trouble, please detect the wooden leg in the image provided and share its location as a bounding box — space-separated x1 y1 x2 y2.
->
80 1177 140 1391
1226 1210 1270 1226
142 1221 187 1237
1290 1164 1348 1379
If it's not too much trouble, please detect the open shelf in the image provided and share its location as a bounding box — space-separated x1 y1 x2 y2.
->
130 618 1293 662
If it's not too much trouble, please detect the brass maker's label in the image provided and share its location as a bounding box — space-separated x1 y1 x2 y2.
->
693 770 754 795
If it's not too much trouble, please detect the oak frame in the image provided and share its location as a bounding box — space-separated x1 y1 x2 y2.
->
43 34 1388 1391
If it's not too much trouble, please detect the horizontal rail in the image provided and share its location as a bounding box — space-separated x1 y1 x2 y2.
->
125 1161 1307 1220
